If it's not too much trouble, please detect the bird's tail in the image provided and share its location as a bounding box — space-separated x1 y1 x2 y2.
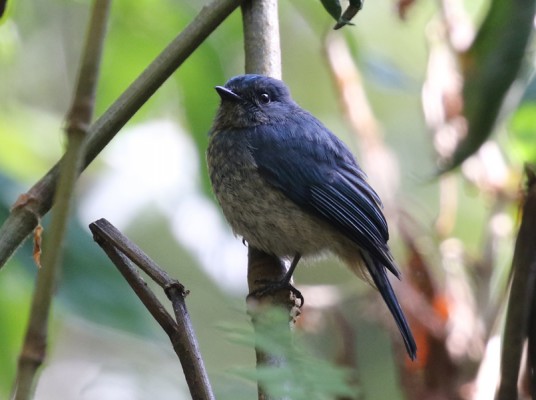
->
358 251 417 360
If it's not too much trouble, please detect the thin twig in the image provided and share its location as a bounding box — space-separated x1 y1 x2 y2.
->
88 218 181 290
11 2 110 399
92 233 180 338
0 0 243 270
89 219 214 400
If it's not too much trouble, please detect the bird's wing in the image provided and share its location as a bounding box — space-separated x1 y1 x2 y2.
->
246 119 399 277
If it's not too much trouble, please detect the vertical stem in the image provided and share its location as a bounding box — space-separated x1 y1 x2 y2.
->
11 2 111 398
241 0 281 79
241 2 298 399
497 165 536 400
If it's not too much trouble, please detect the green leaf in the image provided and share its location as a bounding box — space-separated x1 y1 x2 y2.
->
320 0 342 21
0 0 10 24
440 0 536 171
334 0 363 30
509 102 536 163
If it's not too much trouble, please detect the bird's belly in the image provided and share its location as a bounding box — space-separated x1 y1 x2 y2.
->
212 168 338 257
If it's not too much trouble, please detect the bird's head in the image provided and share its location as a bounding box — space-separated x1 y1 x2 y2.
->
212 74 296 130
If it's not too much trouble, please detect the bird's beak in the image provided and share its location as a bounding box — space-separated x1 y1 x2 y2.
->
215 86 242 102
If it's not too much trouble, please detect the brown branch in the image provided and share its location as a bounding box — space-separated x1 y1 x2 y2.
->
247 248 299 378
528 297 536 397
0 0 243 270
497 165 536 400
87 218 179 289
89 218 214 400
11 2 110 399
92 230 181 339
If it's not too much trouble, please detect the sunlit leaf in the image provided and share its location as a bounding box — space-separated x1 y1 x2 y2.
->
319 0 342 21
509 102 536 163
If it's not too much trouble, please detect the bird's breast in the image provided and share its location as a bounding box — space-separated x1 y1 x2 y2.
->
207 130 346 258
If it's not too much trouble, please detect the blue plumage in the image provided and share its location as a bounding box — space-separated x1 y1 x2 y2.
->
247 121 396 276
207 74 417 360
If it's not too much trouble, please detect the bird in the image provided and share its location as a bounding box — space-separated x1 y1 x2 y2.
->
206 74 417 360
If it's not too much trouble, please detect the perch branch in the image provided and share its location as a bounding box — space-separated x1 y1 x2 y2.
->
241 1 301 400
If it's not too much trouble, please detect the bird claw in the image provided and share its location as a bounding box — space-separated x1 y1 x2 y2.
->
248 278 304 307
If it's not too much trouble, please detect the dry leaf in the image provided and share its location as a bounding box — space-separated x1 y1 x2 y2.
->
33 223 43 269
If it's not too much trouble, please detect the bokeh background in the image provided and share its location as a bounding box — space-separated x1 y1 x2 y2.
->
1 0 534 398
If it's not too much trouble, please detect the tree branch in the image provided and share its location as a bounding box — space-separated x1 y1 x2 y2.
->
0 0 243 270
89 218 214 400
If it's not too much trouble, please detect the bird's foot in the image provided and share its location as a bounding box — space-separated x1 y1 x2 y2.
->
248 278 304 307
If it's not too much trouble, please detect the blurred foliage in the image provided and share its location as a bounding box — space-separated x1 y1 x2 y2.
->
509 103 536 163
509 76 536 164
0 0 535 399
319 0 364 30
320 0 342 22
223 308 357 399
444 0 536 171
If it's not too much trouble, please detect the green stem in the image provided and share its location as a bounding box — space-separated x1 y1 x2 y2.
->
11 1 111 398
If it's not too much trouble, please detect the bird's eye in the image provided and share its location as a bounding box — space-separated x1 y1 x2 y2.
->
259 93 271 104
